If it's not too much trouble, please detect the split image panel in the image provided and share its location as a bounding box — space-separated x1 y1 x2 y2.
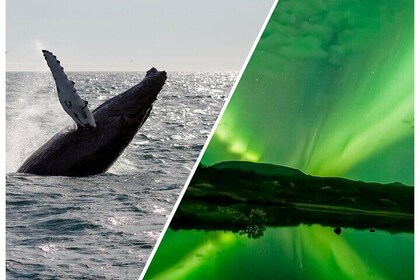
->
5 1 275 279
142 0 414 279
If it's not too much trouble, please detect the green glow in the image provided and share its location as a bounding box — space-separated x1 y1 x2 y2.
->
297 226 385 279
146 232 236 280
145 0 414 279
202 0 413 185
145 227 413 279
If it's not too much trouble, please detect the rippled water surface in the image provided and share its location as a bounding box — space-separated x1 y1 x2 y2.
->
145 227 413 280
6 71 235 279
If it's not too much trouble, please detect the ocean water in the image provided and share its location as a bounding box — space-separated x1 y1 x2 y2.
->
6 71 235 279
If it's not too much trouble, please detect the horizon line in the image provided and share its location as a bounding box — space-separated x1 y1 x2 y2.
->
6 69 239 73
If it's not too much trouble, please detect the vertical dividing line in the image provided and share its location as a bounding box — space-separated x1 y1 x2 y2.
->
138 1 279 279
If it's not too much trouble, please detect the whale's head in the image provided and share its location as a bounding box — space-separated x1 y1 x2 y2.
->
91 68 167 144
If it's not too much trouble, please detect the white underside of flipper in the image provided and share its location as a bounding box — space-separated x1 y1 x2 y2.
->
42 50 97 128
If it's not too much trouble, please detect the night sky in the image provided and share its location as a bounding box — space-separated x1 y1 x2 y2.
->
201 0 414 186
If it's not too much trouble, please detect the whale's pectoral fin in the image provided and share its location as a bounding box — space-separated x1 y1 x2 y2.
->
42 50 97 129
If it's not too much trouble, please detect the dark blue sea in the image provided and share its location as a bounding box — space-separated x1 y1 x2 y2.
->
6 71 234 279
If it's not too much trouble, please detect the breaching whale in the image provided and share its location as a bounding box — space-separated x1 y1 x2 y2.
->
17 50 167 176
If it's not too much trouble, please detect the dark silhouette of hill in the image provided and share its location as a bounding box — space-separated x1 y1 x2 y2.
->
212 161 304 177
171 161 413 235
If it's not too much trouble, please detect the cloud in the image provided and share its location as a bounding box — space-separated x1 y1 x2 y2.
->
260 0 388 65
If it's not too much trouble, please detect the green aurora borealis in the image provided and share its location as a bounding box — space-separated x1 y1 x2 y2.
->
202 0 414 185
144 0 414 279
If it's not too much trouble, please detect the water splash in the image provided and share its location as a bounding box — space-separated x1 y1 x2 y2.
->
6 72 70 171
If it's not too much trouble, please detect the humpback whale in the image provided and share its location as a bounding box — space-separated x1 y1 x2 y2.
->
17 50 167 176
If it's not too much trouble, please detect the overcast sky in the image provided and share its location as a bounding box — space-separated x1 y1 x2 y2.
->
6 0 274 71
